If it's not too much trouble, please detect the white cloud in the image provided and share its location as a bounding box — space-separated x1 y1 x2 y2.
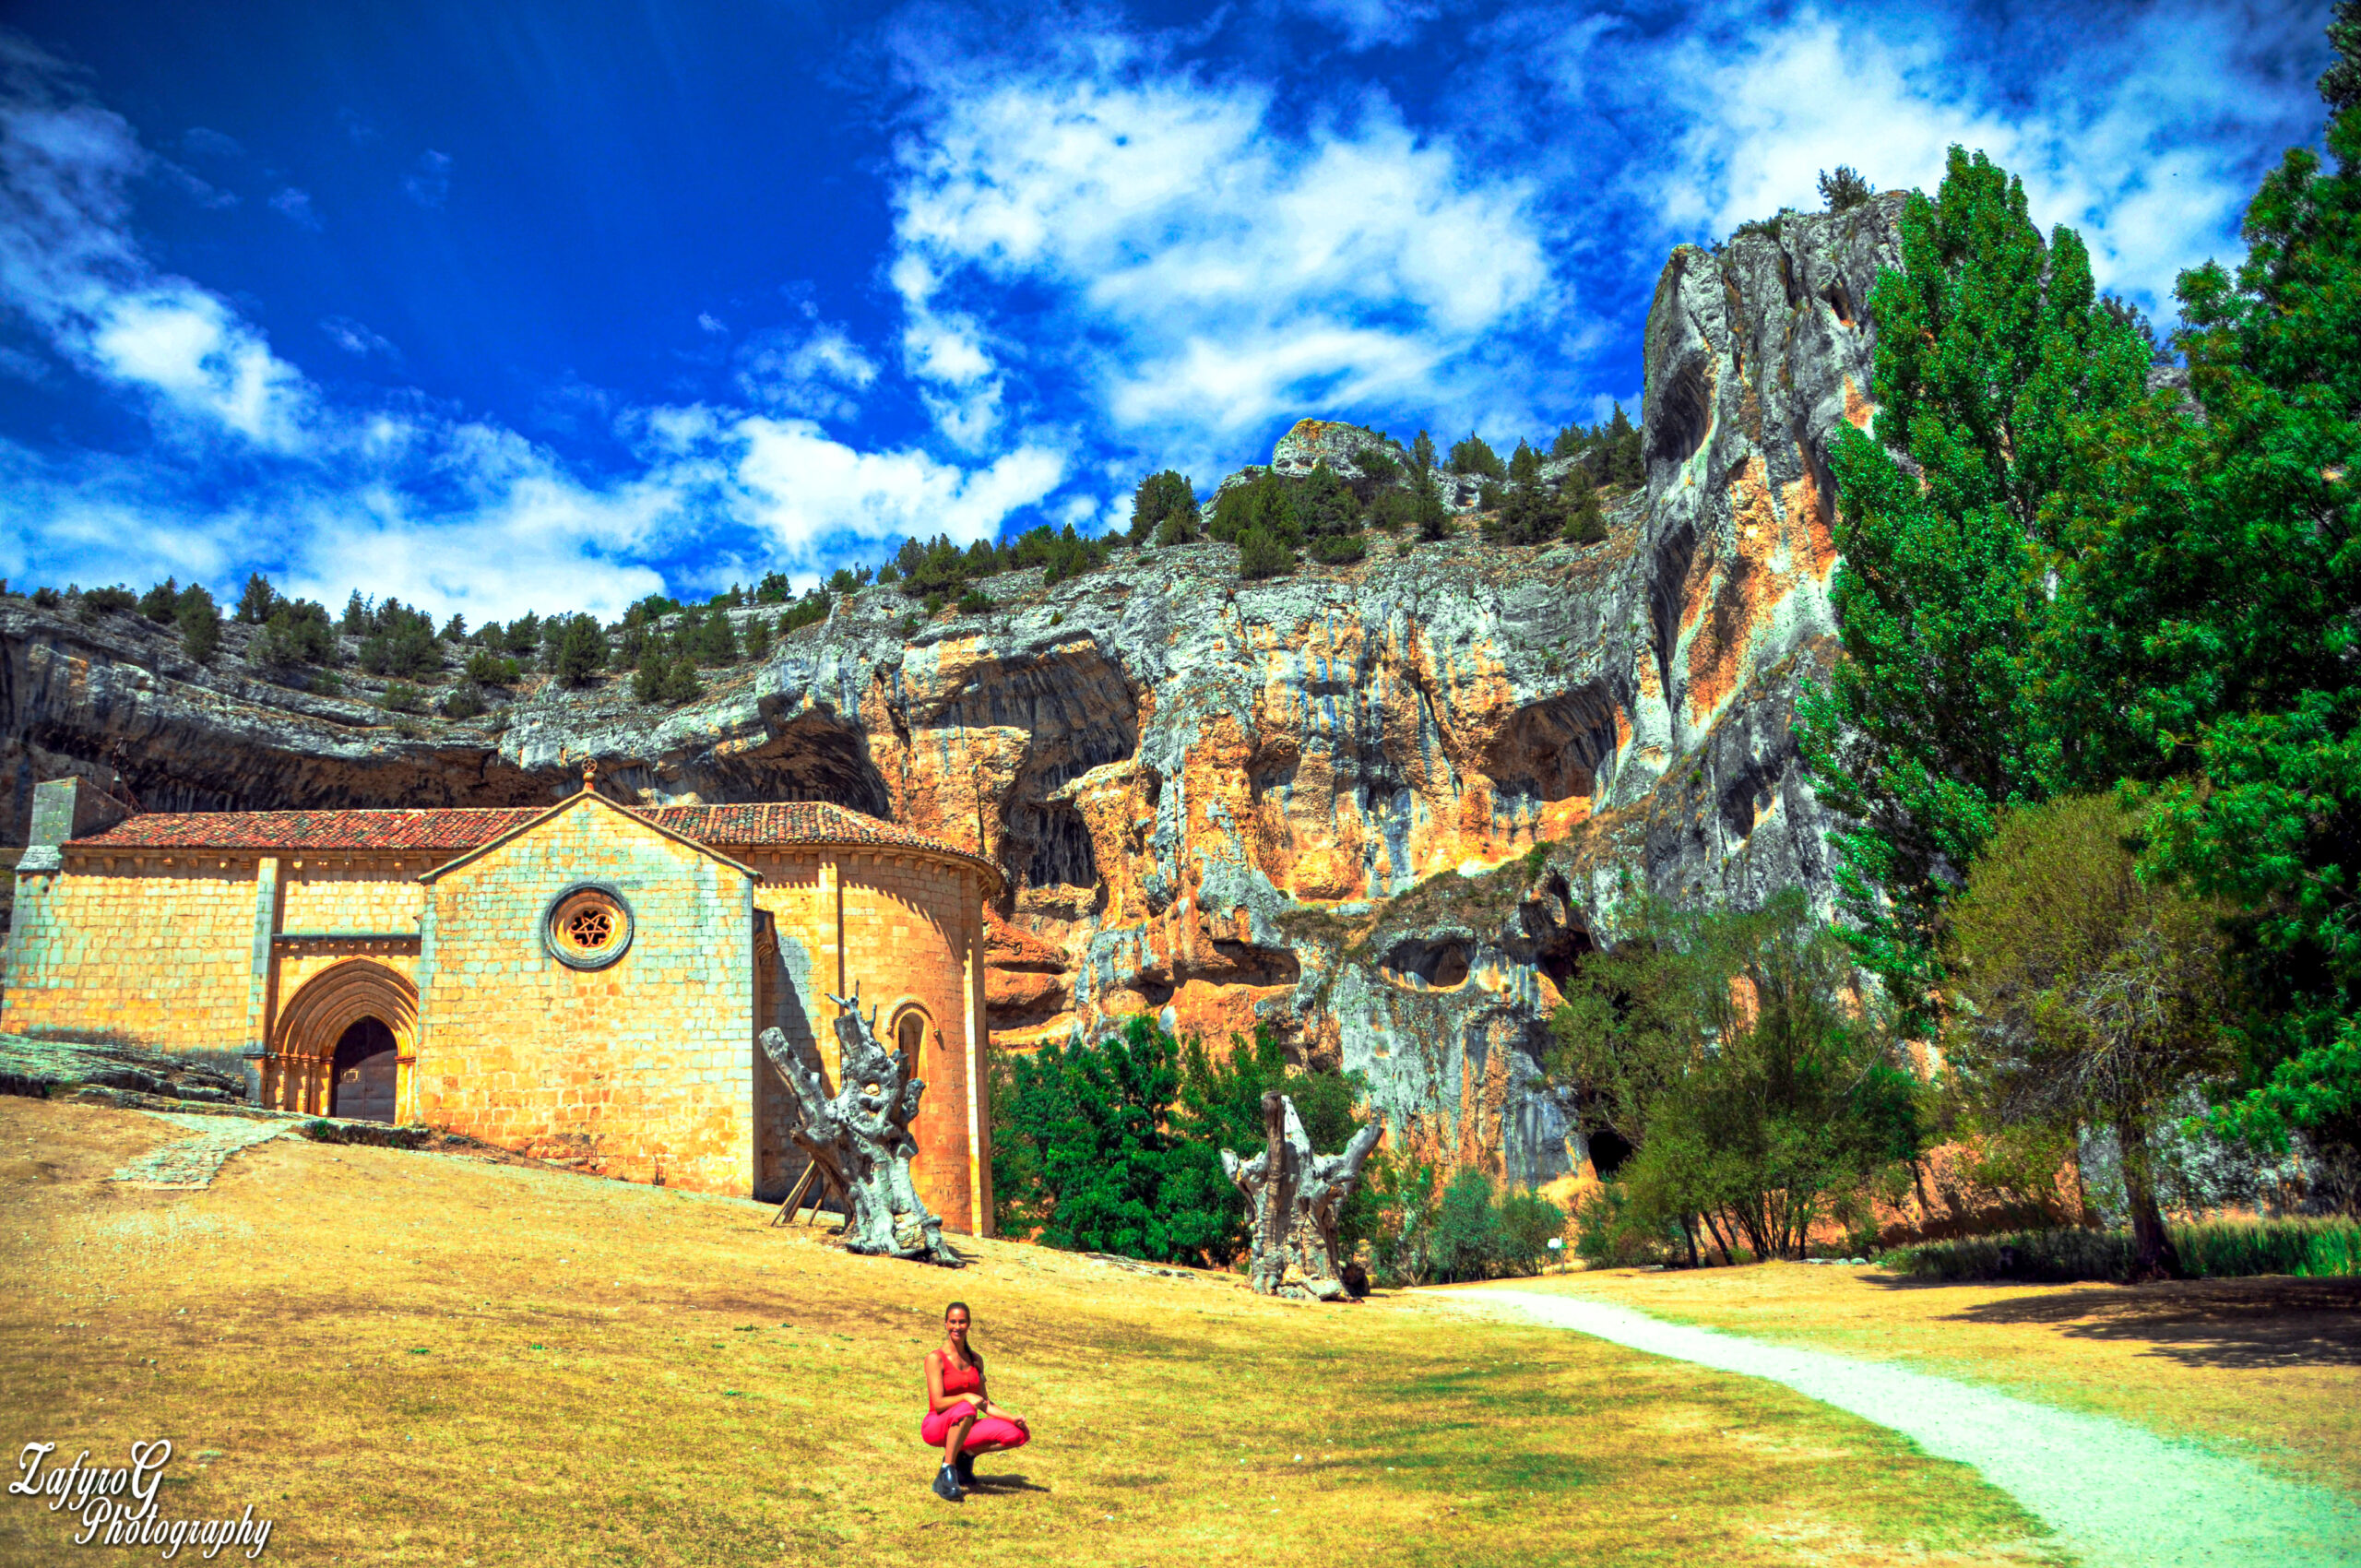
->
1643 2 2324 306
88 288 315 447
1273 0 1438 53
320 315 398 360
732 319 880 421
733 416 1064 555
888 31 1553 469
697 311 727 334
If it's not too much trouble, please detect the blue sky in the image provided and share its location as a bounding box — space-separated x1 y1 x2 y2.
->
0 1 2337 621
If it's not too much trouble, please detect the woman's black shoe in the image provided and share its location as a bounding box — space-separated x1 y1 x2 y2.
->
931 1465 962 1502
955 1454 977 1487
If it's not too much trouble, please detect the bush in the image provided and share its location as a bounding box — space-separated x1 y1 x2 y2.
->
380 683 425 714
312 669 344 696
139 578 181 623
779 589 830 634
1237 526 1295 580
439 681 488 719
1573 1180 1679 1268
30 586 58 609
81 585 136 618
1131 469 1198 544
1890 1218 2361 1284
249 600 337 668
955 588 995 614
464 649 522 686
1448 434 1506 479
1418 1170 1566 1283
1308 532 1367 565
1819 165 1875 213
755 570 791 603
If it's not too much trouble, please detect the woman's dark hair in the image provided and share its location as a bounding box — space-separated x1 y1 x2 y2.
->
944 1301 981 1367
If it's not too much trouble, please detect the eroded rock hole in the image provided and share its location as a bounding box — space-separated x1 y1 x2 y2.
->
1383 939 1470 990
1587 1127 1633 1179
1648 355 1712 468
1821 281 1856 327
1009 801 1097 890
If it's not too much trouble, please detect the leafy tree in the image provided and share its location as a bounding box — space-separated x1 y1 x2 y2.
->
756 571 791 603
1793 147 2152 1027
2041 41 2361 1153
1818 165 1876 213
550 614 609 685
1549 889 1920 1262
233 572 279 624
139 577 181 623
1237 526 1294 580
174 584 221 662
1131 469 1198 544
1946 795 2232 1278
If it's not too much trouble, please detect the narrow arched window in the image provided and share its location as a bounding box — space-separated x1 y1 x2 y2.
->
896 1011 928 1061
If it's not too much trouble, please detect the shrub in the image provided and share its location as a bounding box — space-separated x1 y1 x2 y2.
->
659 653 703 705
139 578 181 622
1130 469 1198 544
779 589 830 634
439 681 488 719
81 585 136 618
1573 1180 1678 1268
743 616 772 659
1237 526 1295 580
955 588 995 614
1818 165 1875 213
1308 532 1367 565
30 586 59 609
249 600 337 668
755 570 791 603
464 649 521 686
312 669 345 696
1890 1218 2361 1284
380 683 425 714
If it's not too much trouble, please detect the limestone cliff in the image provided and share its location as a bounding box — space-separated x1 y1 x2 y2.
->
0 196 1905 1182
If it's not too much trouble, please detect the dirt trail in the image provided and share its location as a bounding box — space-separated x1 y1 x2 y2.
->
1447 1289 2361 1568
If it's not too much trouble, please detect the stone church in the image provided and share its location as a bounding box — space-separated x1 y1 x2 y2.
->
2 774 1000 1233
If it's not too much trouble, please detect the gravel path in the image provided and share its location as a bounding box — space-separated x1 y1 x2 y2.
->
111 1111 293 1189
1447 1289 2361 1568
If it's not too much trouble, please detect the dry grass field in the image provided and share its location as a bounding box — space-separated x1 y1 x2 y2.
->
0 1098 2066 1567
1479 1261 2361 1494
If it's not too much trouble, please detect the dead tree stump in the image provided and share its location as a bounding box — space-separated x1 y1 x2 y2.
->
1222 1090 1382 1300
757 988 961 1266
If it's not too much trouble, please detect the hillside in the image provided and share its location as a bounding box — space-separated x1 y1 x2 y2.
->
0 195 1910 1182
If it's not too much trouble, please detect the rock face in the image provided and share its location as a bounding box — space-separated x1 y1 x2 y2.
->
0 197 1906 1183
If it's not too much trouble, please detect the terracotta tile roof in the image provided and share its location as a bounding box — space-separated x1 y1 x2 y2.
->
68 797 991 871
72 808 549 851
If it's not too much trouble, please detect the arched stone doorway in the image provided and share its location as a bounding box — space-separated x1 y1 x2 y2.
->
271 960 419 1119
331 1018 398 1123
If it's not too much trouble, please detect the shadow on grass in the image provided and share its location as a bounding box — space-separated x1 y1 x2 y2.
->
1869 1275 2361 1372
966 1471 1050 1493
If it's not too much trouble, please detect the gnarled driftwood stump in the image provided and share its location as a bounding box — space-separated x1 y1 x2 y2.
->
1223 1091 1382 1300
757 988 961 1265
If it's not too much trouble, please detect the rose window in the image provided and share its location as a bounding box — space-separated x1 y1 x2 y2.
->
545 886 633 969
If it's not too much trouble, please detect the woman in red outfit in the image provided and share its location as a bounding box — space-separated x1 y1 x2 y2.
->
922 1301 1027 1499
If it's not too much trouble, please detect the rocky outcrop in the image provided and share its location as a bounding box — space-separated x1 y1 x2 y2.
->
0 196 1909 1183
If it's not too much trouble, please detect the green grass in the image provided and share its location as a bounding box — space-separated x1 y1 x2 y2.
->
1888 1218 2361 1284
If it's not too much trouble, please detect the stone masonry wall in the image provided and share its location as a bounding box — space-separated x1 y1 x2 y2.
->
420 798 755 1194
281 856 428 932
2 859 259 1047
751 847 985 1235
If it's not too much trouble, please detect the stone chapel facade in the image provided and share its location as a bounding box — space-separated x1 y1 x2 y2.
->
1 776 1000 1232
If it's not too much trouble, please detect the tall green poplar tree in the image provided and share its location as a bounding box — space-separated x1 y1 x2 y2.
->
1796 148 2152 1024
2047 23 2361 1147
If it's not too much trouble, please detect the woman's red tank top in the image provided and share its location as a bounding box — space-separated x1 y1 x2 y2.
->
937 1351 981 1397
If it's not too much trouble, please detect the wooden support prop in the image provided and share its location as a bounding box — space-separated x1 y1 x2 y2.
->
770 1161 819 1228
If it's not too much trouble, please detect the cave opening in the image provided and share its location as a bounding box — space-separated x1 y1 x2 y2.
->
1587 1127 1634 1179
1383 939 1470 990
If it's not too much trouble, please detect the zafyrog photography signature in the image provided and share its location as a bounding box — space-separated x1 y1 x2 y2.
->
9 1440 273 1560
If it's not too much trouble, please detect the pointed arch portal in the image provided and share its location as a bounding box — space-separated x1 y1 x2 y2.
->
271 960 419 1120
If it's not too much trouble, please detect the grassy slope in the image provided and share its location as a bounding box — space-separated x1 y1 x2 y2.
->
0 1099 2057 1567
1475 1265 2361 1495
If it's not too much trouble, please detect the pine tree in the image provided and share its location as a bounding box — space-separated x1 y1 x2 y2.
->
1794 147 2151 1026
1603 404 1643 487
234 573 277 624
744 615 773 659
695 611 739 666
341 590 368 635
139 577 181 623
659 653 703 705
632 636 670 705
1561 464 1607 544
1131 469 1198 543
551 614 609 686
175 584 221 662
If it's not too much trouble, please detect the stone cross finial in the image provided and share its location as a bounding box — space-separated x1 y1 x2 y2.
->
582 757 598 792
